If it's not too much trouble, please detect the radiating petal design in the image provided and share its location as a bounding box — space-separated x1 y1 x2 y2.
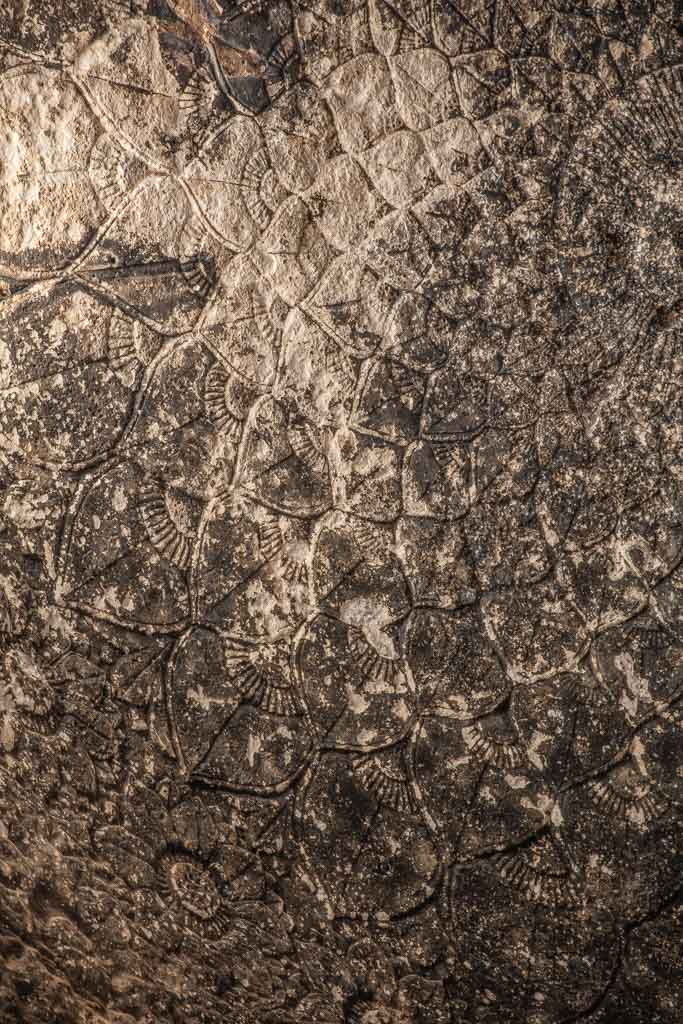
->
53 336 235 629
361 128 439 207
420 365 488 441
58 459 196 631
168 626 311 792
239 396 333 518
258 81 339 192
402 439 471 519
302 254 398 359
311 510 410 625
182 115 265 252
278 308 358 428
121 338 234 495
593 614 683 717
325 54 402 153
250 195 337 306
201 252 287 389
447 847 621 1022
383 292 452 370
2 4 681 1006
296 614 414 751
433 0 496 56
560 765 680 921
557 65 683 318
297 751 438 915
351 358 427 446
72 19 182 167
303 155 389 251
333 428 404 522
467 493 551 590
202 364 249 440
193 494 311 639
414 711 547 860
222 635 304 718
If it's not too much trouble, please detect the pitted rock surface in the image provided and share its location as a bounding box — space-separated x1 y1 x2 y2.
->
0 2 681 1022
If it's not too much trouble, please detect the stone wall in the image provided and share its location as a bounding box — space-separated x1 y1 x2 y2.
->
0 2 681 1021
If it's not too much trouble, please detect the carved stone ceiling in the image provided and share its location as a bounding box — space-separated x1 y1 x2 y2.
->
0 1 681 1022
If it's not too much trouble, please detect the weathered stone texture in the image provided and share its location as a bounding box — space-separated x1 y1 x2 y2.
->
0 1 681 1022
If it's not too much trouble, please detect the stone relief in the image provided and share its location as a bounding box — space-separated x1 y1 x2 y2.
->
0 1 681 1021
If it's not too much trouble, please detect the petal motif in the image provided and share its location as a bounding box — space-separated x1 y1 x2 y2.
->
390 47 459 130
168 627 311 791
447 845 621 1022
325 54 402 153
182 116 265 252
303 155 389 251
302 255 398 360
334 429 404 522
402 440 471 519
593 615 683 717
193 495 311 637
414 710 547 860
297 751 438 916
120 338 233 495
361 128 439 207
251 196 337 305
239 396 333 518
259 81 339 192
311 511 410 625
560 767 680 921
201 252 287 390
420 365 488 441
512 669 631 789
278 309 358 428
351 358 427 446
58 460 196 631
296 614 414 751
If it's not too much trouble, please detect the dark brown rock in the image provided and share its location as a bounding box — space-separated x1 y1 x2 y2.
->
0 2 681 1021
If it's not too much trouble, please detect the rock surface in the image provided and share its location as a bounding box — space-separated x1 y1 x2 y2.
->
0 1 681 1021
